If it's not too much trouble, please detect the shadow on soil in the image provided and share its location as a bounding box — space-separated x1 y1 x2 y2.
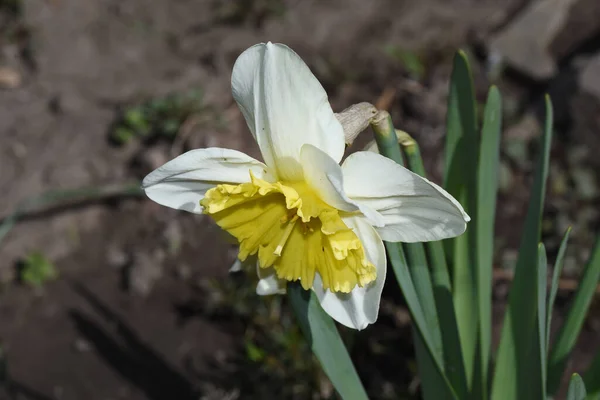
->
68 284 198 400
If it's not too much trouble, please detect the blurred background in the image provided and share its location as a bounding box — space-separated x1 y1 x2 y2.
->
0 0 599 399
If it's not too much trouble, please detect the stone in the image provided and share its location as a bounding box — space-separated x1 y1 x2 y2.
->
572 167 598 200
128 250 165 297
579 52 600 100
570 54 600 170
489 0 600 80
0 67 21 89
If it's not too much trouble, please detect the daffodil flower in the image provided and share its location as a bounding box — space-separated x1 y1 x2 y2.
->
142 42 470 330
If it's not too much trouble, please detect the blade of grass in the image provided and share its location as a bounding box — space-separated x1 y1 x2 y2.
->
443 50 478 192
491 96 553 400
402 242 443 363
537 243 548 399
372 111 457 399
583 349 600 399
383 132 441 354
287 283 368 400
567 373 587 400
399 131 468 398
546 228 572 352
444 50 479 388
394 136 444 386
412 325 451 400
548 235 600 395
387 242 457 400
475 86 502 399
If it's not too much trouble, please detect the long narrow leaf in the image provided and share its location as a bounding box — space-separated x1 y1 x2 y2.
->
583 348 600 398
403 243 443 360
372 111 457 399
537 243 548 399
491 96 553 399
548 235 600 395
444 50 478 191
412 325 452 400
393 132 443 364
475 86 502 398
387 242 457 400
546 228 572 352
287 284 368 400
567 373 587 400
444 50 479 388
400 132 468 398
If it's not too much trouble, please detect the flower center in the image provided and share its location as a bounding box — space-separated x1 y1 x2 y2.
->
200 172 376 293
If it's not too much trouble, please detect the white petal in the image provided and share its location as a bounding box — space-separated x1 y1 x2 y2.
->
230 259 242 272
256 265 286 295
342 151 469 243
230 254 257 273
300 144 385 227
231 42 345 181
142 148 271 213
313 216 386 330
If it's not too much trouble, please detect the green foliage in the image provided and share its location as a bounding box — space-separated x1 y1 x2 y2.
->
475 86 502 398
19 251 58 287
401 133 468 399
567 374 587 400
200 276 325 399
584 349 600 398
491 96 553 399
383 45 426 80
373 114 458 400
443 51 480 392
536 244 549 400
547 229 571 353
288 283 368 400
548 236 600 395
110 90 205 145
371 51 600 400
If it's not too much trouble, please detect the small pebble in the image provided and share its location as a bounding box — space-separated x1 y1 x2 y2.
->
0 66 21 89
73 338 92 353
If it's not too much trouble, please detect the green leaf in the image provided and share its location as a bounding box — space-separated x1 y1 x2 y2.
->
384 45 425 80
372 112 457 399
20 251 58 287
403 242 443 356
546 228 572 352
387 243 457 400
567 373 587 400
245 341 266 362
287 283 368 400
443 50 480 389
412 325 453 400
548 235 600 395
475 86 502 398
491 96 553 399
400 134 468 398
111 127 136 144
583 348 600 398
536 243 548 399
444 50 478 191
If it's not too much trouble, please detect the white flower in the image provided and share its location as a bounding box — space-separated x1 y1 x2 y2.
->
142 42 470 330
